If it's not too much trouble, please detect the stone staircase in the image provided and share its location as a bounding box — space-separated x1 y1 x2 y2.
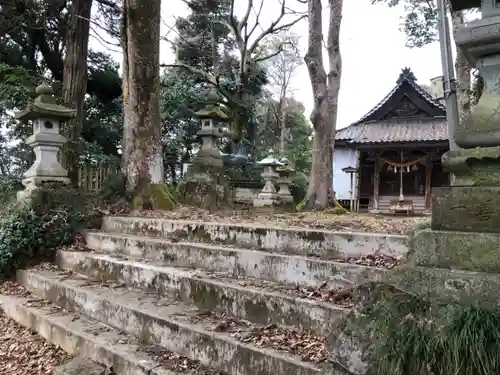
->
0 215 408 375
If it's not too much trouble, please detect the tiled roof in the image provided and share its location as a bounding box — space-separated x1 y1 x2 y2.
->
335 118 448 144
353 73 445 126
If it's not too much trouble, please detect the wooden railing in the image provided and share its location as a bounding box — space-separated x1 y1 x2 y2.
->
78 163 120 192
76 162 264 192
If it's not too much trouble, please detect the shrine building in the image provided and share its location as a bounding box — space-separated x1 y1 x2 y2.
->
332 68 450 214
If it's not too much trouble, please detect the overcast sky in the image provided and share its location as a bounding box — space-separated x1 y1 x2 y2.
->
92 0 449 130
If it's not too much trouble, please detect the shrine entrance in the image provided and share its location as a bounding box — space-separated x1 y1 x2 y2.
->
357 147 450 214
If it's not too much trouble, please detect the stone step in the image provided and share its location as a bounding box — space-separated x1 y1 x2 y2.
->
18 269 323 375
101 216 408 258
0 294 195 375
57 250 349 337
85 231 388 288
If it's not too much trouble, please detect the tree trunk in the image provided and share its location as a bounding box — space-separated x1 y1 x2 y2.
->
452 11 471 122
122 0 163 187
61 0 93 186
122 0 174 209
304 0 343 209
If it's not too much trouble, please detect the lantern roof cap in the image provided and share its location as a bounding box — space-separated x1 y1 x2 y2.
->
194 104 229 121
15 84 76 121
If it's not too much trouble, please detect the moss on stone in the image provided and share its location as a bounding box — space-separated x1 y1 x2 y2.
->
132 183 176 211
244 299 269 323
443 146 500 186
300 230 326 243
412 228 500 273
190 225 212 242
189 282 221 310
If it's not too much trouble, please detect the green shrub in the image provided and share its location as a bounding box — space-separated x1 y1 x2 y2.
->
0 176 23 210
368 289 500 375
290 172 308 204
0 183 102 278
99 172 128 203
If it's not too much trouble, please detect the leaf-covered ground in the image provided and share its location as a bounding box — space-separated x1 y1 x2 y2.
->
0 282 72 375
125 205 428 235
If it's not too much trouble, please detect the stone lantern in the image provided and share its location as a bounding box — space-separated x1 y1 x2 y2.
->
193 104 227 168
253 151 283 208
15 84 76 201
180 102 228 209
276 157 294 205
404 0 500 305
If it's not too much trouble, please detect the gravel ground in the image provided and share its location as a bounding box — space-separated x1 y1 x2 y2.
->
0 281 72 375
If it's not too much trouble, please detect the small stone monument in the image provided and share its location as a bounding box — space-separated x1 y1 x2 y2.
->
276 157 294 205
15 84 76 201
253 151 283 208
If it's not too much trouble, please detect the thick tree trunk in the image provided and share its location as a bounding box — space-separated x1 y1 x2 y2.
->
122 0 164 192
452 11 471 122
304 0 343 209
61 0 93 186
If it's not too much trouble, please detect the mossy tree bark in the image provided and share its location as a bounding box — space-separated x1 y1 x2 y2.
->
122 0 173 209
304 0 343 209
61 0 93 186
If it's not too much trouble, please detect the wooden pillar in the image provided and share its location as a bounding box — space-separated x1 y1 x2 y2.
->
373 155 380 210
349 173 354 212
425 155 433 209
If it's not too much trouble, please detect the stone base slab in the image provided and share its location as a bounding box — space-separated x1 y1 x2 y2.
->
253 197 278 208
387 265 500 309
432 186 500 233
412 228 500 273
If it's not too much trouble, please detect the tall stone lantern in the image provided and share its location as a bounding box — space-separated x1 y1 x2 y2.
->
180 103 228 209
15 84 76 201
193 104 227 168
405 0 500 304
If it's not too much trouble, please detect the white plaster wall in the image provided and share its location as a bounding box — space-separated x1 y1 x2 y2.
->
333 147 359 200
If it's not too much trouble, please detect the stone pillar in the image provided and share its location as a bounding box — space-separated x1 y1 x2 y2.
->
424 155 433 210
14 84 76 201
253 152 282 208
